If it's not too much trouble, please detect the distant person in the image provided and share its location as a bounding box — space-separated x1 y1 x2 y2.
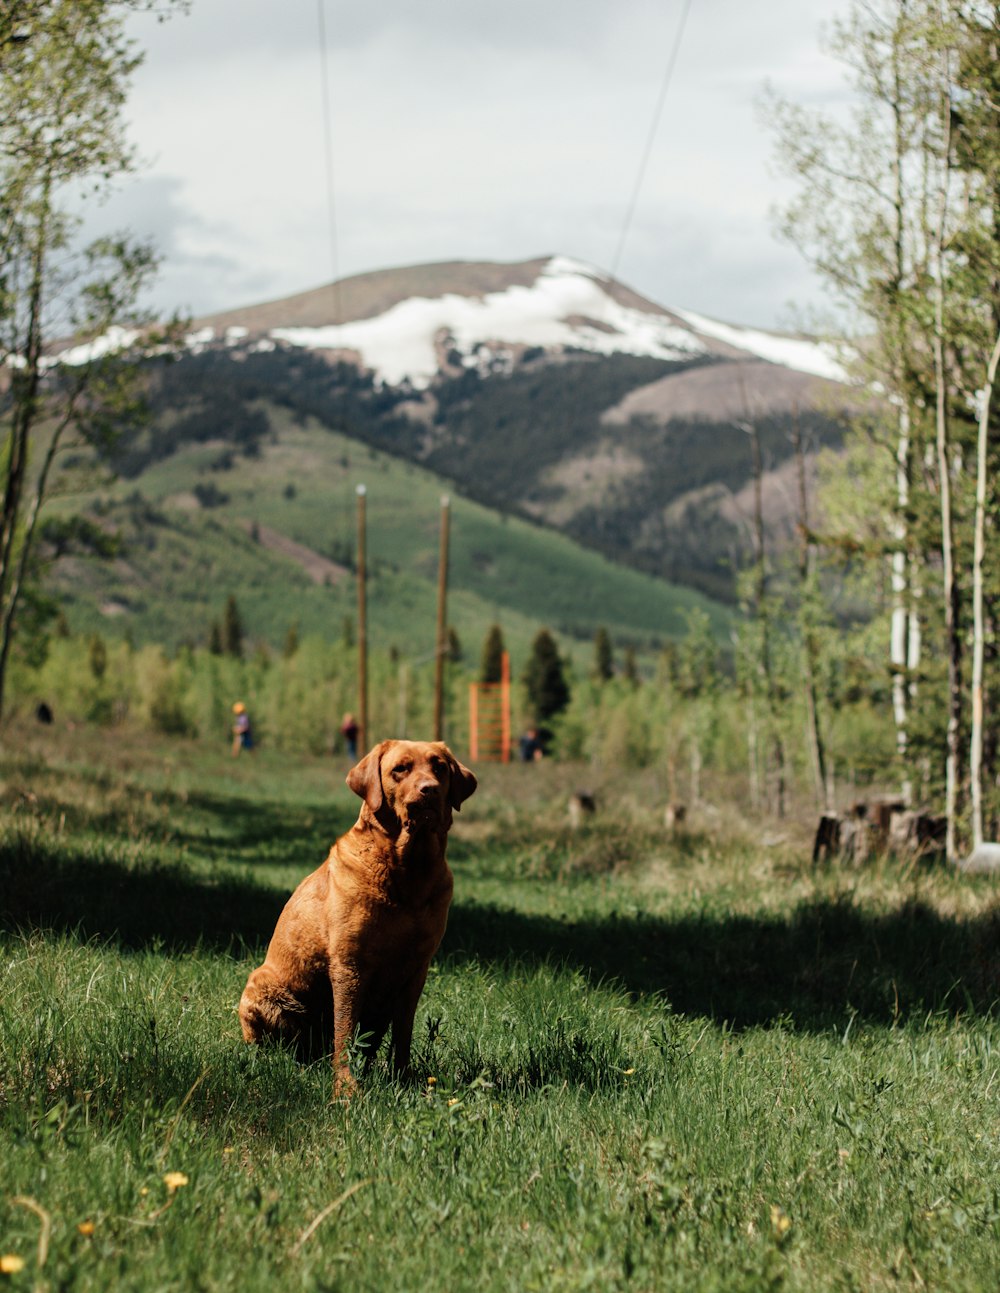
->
340 712 360 760
232 701 254 757
519 726 544 762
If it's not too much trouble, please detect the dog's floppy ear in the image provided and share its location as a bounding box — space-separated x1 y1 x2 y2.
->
347 741 389 813
445 750 477 811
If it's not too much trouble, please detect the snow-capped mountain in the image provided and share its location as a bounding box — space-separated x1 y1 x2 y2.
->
50 254 859 602
169 255 859 600
187 254 849 391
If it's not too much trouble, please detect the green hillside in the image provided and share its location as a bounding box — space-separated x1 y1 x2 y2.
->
112 342 849 605
49 408 730 668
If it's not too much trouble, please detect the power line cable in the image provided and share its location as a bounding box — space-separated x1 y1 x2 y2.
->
316 0 342 322
609 0 695 286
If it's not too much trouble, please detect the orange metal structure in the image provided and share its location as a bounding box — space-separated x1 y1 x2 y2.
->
468 651 511 763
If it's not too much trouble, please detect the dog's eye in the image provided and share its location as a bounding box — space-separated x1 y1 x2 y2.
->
430 758 446 774
391 764 410 778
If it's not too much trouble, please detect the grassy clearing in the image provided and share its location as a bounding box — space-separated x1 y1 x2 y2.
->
1 725 999 1291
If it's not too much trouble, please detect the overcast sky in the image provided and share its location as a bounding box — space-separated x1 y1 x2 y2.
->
92 0 855 330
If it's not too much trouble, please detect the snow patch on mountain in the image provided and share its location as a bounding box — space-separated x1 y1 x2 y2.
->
44 255 854 393
46 325 141 368
270 256 707 388
672 307 850 383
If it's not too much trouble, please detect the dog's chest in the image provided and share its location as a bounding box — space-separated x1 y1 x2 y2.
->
360 880 450 946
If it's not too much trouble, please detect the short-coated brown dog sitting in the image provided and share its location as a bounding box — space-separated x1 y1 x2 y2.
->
239 739 476 1095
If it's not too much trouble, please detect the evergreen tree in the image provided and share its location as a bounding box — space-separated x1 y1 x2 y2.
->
283 620 300 659
88 633 107 681
524 628 570 723
622 645 639 688
208 621 223 656
593 626 613 682
222 595 244 659
480 624 505 684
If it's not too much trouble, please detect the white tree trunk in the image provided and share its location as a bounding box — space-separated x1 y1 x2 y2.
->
890 403 914 802
970 328 1000 848
931 60 960 863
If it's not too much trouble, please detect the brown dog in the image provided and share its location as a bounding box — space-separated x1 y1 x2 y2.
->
239 739 476 1095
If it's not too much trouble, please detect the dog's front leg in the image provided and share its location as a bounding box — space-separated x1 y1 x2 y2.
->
330 964 363 1098
389 970 430 1083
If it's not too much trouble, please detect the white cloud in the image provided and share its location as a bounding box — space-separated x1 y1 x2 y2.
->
95 0 855 327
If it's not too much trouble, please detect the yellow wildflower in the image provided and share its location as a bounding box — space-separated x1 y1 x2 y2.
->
623 1067 635 1075
426 1077 437 1086
0 1255 25 1275
447 1098 459 1106
163 1171 189 1194
77 1221 96 1237
769 1205 792 1238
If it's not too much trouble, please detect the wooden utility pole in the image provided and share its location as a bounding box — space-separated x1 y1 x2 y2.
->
433 496 450 741
356 483 368 753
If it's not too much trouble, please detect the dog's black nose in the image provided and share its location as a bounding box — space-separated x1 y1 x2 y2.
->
417 781 438 798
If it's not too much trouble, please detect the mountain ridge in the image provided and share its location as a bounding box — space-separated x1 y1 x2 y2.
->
182 254 849 391
48 253 861 610
159 255 858 602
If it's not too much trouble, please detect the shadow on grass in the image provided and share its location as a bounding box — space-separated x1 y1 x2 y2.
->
2 783 355 870
0 777 365 956
443 896 1000 1030
163 787 355 865
0 828 287 954
3 817 998 1029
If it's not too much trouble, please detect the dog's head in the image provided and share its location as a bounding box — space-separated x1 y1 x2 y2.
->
347 739 477 833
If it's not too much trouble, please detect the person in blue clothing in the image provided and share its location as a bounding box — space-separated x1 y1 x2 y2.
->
340 712 359 759
519 726 544 762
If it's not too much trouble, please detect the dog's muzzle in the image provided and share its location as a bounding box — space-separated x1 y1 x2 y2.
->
404 788 444 827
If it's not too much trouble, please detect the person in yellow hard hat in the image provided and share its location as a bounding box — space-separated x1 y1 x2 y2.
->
232 701 253 757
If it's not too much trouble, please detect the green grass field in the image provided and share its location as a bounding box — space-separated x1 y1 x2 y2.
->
2 724 999 1291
